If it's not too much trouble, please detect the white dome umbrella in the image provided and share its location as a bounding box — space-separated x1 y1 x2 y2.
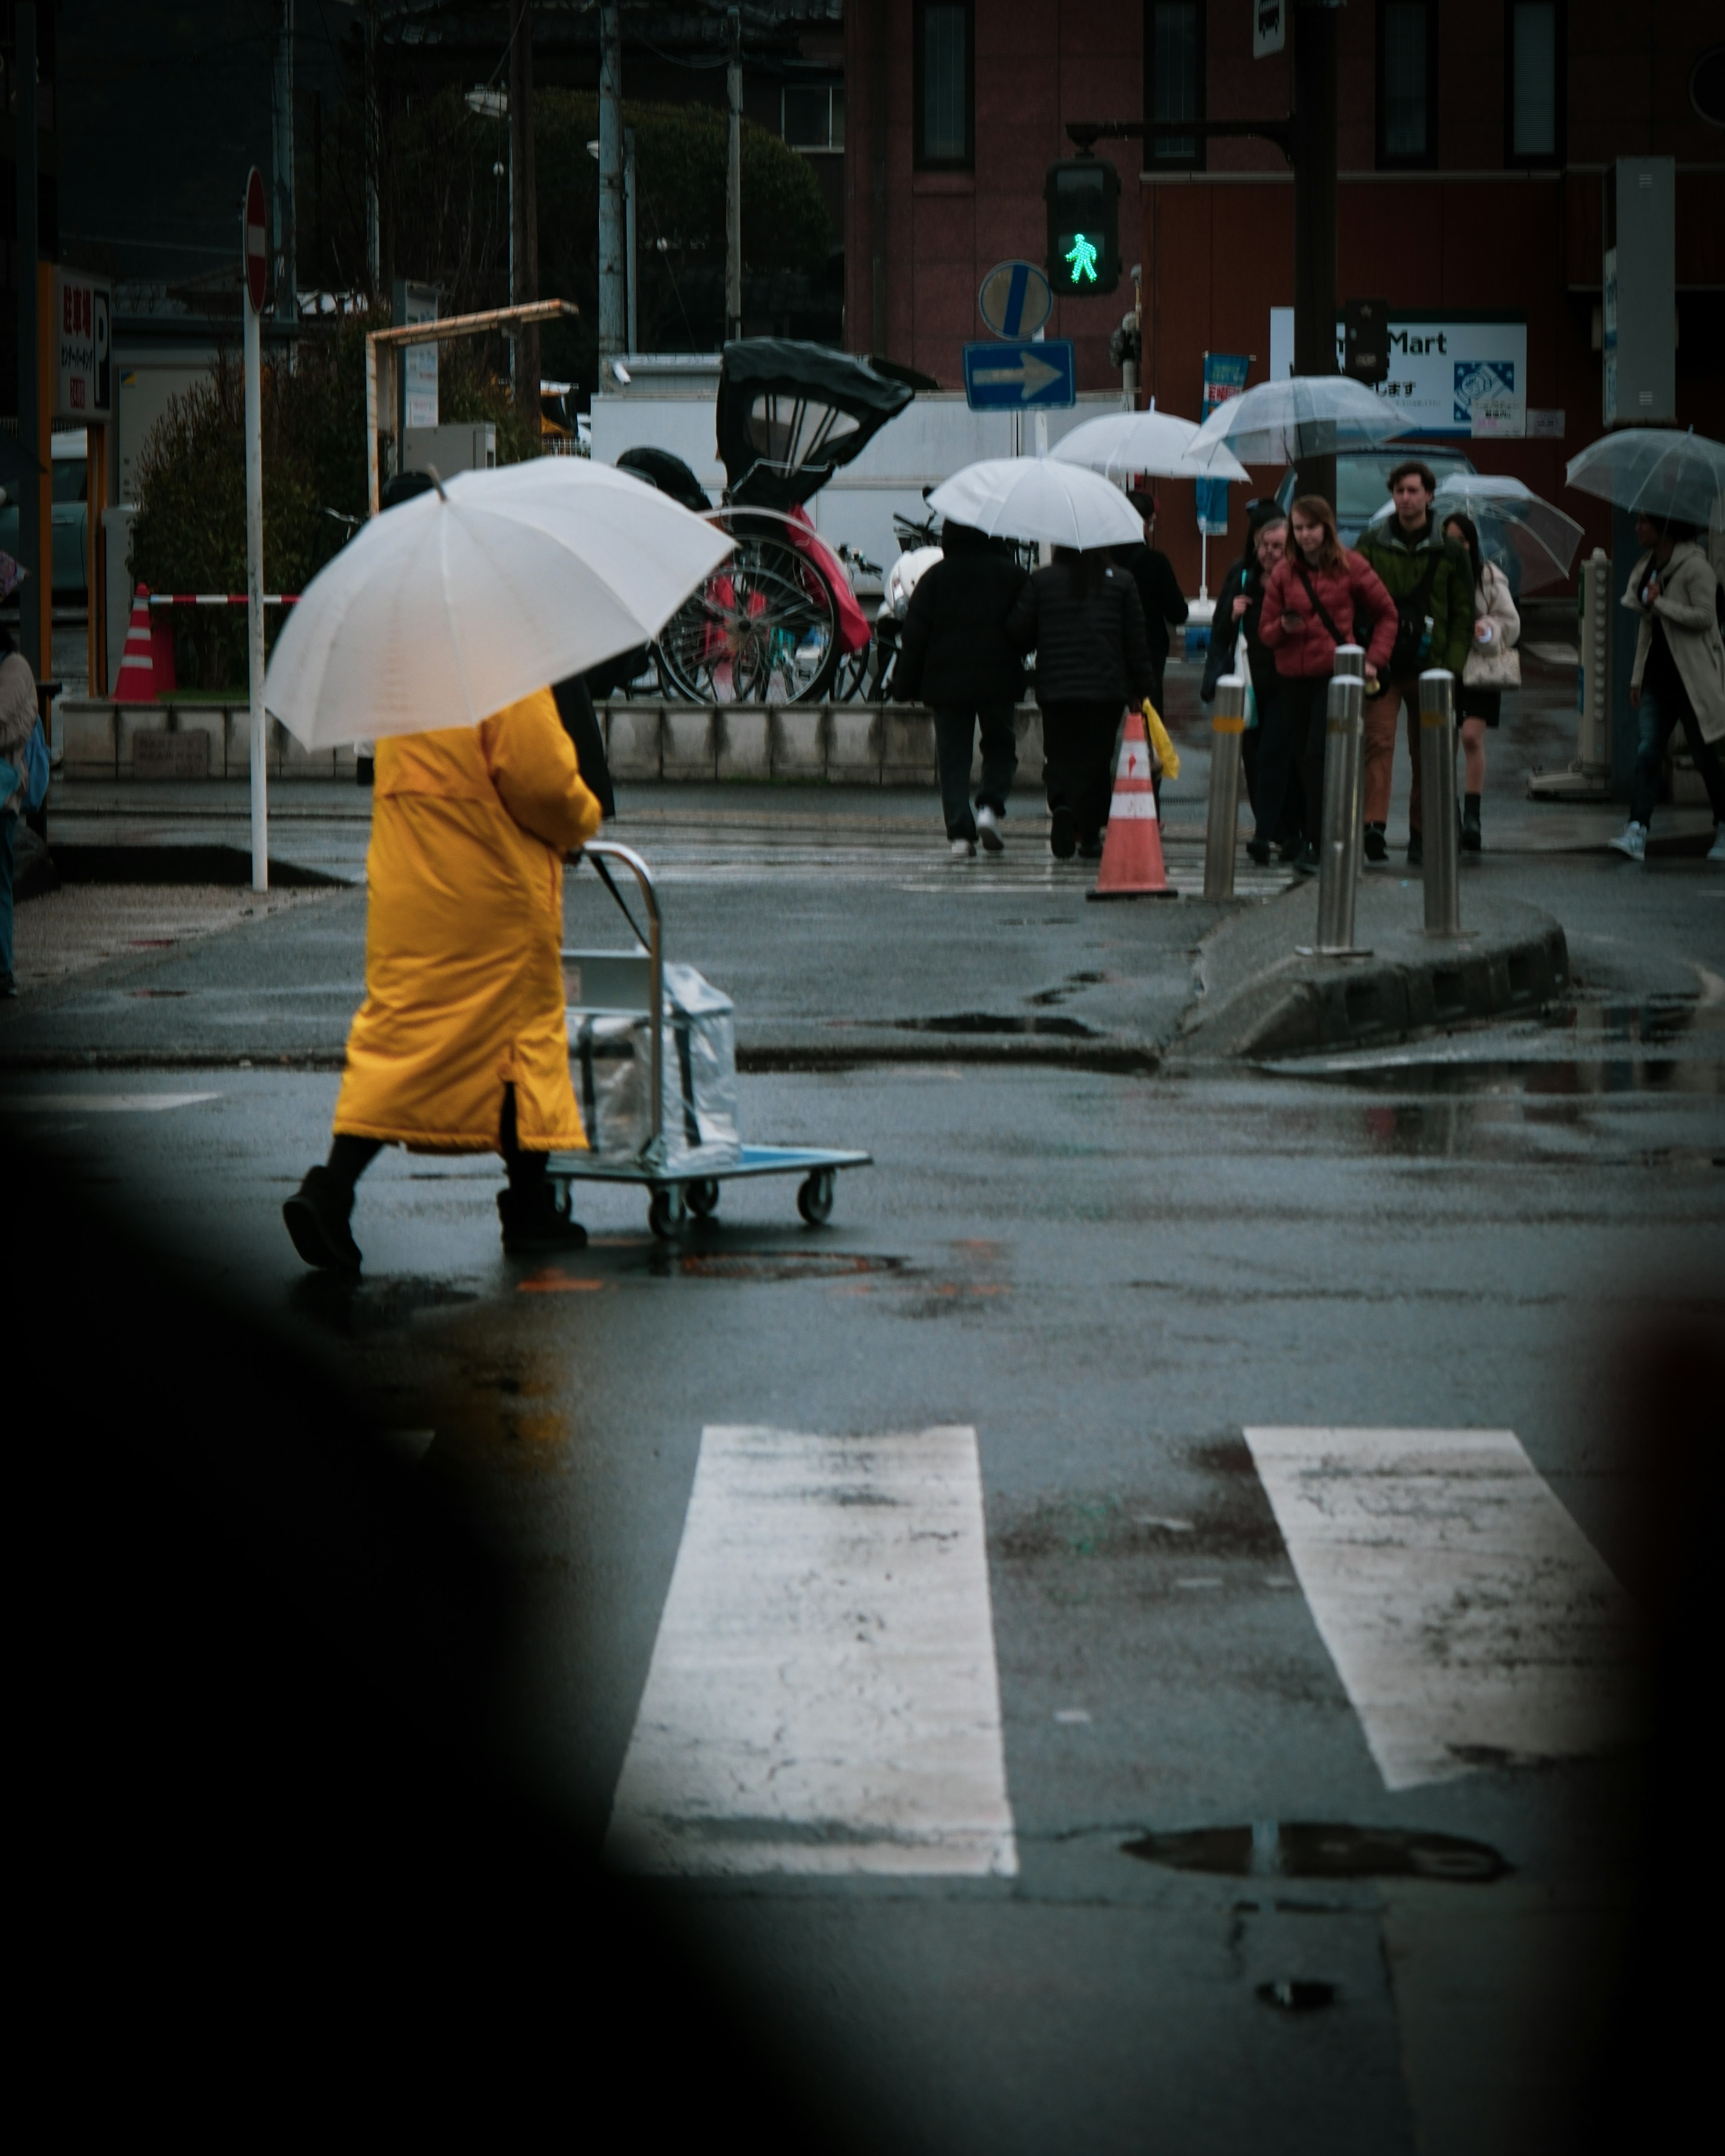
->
265 458 734 749
1187 373 1409 470
1048 410 1250 484
1367 473 1585 591
1565 426 1725 534
925 457 1146 550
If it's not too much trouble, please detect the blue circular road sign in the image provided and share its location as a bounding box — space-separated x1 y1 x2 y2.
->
979 260 1053 341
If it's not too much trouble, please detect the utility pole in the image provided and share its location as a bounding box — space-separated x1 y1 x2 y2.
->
273 0 297 338
509 0 540 420
14 1 41 677
597 4 626 363
725 9 743 343
1290 1 1339 508
364 4 380 293
870 0 887 356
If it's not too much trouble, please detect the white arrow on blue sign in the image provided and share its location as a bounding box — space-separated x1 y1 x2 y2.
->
962 339 1076 412
978 259 1053 341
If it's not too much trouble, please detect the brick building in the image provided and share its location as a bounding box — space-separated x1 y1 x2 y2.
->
845 2 1725 591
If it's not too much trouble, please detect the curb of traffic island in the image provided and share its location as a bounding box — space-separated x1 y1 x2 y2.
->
1169 882 1569 1062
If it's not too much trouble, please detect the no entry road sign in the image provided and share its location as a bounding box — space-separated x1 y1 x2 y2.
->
978 260 1053 341
243 168 267 315
962 339 1076 412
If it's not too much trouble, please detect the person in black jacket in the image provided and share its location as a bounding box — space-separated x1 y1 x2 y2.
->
1006 549 1155 859
1115 490 1189 711
892 522 1030 857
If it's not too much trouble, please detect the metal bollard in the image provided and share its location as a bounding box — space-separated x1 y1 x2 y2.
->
1418 669 1461 936
1332 641 1365 682
1204 676 1247 900
1315 673 1366 952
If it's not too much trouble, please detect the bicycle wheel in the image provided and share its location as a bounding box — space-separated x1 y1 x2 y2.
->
657 531 840 705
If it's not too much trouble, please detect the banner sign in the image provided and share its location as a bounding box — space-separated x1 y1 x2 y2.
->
1269 309 1528 439
55 270 112 419
1197 351 1250 533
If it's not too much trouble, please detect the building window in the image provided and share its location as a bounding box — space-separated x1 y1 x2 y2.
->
1378 1 1438 168
1506 3 1563 165
914 2 973 170
783 81 845 153
1144 2 1204 169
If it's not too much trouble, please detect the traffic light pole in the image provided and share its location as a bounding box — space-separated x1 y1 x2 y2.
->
1291 3 1339 511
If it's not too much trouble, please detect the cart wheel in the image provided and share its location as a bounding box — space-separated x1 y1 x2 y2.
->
796 1170 835 1227
648 1187 685 1240
686 1177 721 1219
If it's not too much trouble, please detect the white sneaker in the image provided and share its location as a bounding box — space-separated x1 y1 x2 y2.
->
975 804 1004 853
1709 826 1725 863
1607 821 1647 862
950 836 976 859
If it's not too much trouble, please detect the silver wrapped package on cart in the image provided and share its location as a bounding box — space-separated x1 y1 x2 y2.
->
570 962 740 1170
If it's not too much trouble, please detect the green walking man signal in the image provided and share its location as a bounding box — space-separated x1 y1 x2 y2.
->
1045 156 1120 296
1064 234 1100 285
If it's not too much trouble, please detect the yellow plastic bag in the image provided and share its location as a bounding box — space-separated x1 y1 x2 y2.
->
1142 700 1180 782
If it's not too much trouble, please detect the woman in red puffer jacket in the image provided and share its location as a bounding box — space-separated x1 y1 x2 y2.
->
1258 495 1396 873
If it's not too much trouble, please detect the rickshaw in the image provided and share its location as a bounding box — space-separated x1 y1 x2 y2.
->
620 340 914 706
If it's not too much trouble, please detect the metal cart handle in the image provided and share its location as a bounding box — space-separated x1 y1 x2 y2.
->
570 840 665 1153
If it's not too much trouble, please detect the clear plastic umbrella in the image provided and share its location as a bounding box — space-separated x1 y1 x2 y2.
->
925 457 1146 549
1565 427 1725 532
1048 411 1250 485
265 458 733 749
1367 473 1585 591
1187 373 1408 471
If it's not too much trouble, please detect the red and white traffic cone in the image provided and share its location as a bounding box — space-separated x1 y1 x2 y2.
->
115 584 160 701
1088 707 1175 900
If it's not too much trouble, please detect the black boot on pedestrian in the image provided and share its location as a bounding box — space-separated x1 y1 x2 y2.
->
1049 804 1076 860
1294 841 1320 877
1278 834 1304 864
1363 821 1388 864
283 1166 363 1274
1462 796 1482 853
1246 835 1272 866
497 1182 589 1256
1407 829 1424 867
1077 830 1105 861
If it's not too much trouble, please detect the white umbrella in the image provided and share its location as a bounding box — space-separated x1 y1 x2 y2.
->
1048 411 1250 485
1565 426 1725 533
265 458 733 749
1187 373 1408 471
925 457 1145 550
1368 473 1585 590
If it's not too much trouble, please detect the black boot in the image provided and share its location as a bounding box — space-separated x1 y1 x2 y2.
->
1407 829 1424 868
1462 795 1482 853
497 1181 589 1256
1363 822 1388 864
283 1166 364 1273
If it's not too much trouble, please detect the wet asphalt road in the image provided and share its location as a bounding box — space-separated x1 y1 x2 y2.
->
8 651 1725 2149
10 1005 1723 2152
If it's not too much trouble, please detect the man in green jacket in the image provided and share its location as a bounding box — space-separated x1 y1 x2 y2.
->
1355 460 1474 865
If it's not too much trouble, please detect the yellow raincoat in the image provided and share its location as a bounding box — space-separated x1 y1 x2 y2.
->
334 687 602 1154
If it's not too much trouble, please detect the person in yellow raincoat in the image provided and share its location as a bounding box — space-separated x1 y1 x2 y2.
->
283 685 603 1272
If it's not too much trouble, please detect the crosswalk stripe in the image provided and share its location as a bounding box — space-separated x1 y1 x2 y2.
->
604 1424 1018 1878
1242 1426 1647 1792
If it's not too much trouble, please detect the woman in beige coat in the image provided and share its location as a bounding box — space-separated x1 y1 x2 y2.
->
1609 516 1725 864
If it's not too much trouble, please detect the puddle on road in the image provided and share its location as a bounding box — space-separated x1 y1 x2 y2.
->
289 1272 482 1334
891 1012 1100 1039
665 1250 907 1282
1256 1981 1338 2013
1122 1821 1509 1883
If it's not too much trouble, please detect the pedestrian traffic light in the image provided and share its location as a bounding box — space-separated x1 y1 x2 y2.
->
1045 157 1120 298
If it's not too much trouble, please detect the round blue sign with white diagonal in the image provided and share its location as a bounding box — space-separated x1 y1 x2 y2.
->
979 260 1053 341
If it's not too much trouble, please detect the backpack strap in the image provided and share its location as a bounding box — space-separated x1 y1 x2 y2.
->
1292 557 1346 650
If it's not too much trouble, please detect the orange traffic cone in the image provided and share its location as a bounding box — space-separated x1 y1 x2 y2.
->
1088 707 1174 900
115 584 160 701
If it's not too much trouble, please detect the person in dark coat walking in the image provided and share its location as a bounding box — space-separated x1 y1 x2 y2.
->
1006 548 1155 860
1115 490 1189 711
893 521 1029 856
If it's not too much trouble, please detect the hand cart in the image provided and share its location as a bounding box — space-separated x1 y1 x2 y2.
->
548 840 871 1239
